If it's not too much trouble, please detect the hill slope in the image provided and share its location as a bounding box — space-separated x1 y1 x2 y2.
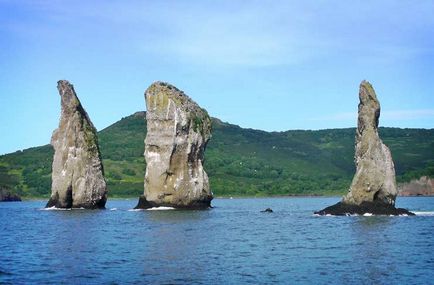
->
1 112 433 198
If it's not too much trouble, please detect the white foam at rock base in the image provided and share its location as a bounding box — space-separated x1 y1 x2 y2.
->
40 206 71 211
128 207 175 211
40 206 88 211
147 206 176 211
413 211 434 216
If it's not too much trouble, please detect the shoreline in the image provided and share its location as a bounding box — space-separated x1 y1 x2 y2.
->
16 194 434 201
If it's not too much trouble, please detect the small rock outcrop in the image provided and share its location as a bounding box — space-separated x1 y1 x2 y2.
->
0 186 21 202
46 80 107 209
135 82 212 209
315 80 414 215
399 176 434 196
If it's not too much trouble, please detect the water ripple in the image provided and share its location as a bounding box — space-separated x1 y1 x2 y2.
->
0 197 433 284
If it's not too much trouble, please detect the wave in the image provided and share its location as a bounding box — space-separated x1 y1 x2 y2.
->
0 269 13 276
147 207 175 211
40 206 72 211
110 208 118 211
128 206 176 211
39 206 87 211
413 211 434 216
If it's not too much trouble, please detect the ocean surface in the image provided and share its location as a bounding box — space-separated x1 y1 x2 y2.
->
1 197 433 284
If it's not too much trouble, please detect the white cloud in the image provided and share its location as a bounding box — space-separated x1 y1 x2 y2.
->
3 0 433 68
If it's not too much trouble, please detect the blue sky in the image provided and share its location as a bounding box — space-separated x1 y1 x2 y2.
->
1 0 433 154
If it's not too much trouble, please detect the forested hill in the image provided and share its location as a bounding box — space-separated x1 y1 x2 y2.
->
1 111 433 198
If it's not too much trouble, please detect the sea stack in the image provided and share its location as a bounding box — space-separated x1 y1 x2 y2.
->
315 80 414 215
135 82 212 209
46 80 107 209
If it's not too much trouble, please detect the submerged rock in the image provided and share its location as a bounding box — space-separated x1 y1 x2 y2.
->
0 186 21 202
46 80 107 209
135 82 212 209
316 80 413 216
261 208 273 213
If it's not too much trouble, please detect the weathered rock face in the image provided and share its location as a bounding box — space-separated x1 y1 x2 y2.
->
0 186 21 202
135 82 212 209
46 80 107 209
316 80 413 215
399 176 434 196
343 80 398 205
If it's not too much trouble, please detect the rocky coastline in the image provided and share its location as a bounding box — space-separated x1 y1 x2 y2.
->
398 176 434 196
0 187 21 202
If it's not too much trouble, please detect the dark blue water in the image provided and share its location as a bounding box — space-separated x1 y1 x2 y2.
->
1 197 433 284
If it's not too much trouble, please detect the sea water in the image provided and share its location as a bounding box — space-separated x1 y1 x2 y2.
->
1 197 433 284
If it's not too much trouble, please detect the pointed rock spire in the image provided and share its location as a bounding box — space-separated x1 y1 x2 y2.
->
343 80 397 205
46 80 107 209
315 81 413 215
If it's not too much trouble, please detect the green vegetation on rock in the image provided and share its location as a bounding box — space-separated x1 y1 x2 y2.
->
0 112 433 198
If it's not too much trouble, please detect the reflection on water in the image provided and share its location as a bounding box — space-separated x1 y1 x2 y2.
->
143 210 215 283
350 217 395 284
145 209 210 223
355 216 392 228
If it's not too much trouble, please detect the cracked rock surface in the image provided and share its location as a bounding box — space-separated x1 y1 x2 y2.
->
343 80 398 206
136 82 212 209
316 81 413 215
46 80 107 209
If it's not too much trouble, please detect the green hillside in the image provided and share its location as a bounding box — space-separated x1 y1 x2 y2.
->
1 111 433 198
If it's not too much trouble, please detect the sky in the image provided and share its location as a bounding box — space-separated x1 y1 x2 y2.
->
1 0 433 155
